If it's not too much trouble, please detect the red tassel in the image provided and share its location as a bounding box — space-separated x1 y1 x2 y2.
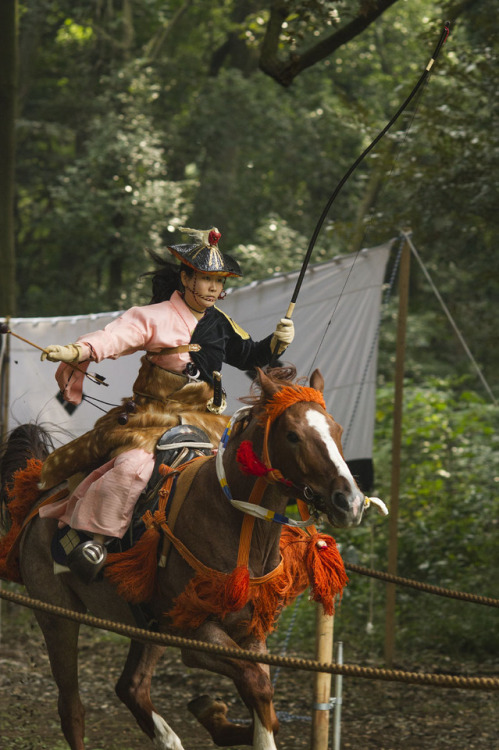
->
236 441 270 477
104 527 161 603
223 565 250 611
305 533 348 615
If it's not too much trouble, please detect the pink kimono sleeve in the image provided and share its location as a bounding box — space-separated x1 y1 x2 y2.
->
55 360 90 405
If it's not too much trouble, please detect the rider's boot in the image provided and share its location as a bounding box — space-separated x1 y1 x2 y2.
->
66 534 108 584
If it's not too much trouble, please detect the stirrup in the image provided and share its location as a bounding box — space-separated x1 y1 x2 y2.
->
66 540 107 584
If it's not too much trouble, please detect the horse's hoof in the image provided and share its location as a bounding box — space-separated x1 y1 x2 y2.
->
66 540 107 584
187 694 215 718
188 694 228 723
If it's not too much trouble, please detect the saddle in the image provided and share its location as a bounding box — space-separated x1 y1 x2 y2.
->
135 423 214 514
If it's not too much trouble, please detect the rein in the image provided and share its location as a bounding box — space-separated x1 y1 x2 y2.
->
215 406 316 529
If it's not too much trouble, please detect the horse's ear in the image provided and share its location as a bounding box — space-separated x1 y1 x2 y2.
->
310 368 324 393
255 367 280 399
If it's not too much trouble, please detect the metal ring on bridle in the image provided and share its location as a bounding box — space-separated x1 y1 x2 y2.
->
304 486 315 501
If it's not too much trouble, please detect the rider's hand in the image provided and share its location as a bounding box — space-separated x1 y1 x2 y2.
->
41 343 83 363
271 318 295 355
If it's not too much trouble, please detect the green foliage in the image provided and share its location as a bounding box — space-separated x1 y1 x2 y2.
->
13 0 498 391
15 2 498 309
330 378 499 659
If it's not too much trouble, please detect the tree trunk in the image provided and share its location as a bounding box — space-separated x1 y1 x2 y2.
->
0 0 18 316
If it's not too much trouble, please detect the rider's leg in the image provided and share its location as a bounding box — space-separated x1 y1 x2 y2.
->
60 448 155 582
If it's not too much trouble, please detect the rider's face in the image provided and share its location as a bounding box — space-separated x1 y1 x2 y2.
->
182 271 225 312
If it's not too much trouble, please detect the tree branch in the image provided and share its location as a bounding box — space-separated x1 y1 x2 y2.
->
143 0 194 63
260 0 401 87
259 0 291 80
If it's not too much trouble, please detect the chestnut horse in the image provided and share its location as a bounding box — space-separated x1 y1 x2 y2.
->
0 367 365 750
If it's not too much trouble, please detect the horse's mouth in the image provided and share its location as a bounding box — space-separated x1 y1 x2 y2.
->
312 490 364 528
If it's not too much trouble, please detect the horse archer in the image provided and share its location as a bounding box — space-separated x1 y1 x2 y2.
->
0 364 376 750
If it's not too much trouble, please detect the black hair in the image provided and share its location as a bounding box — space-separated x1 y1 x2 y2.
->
142 250 194 303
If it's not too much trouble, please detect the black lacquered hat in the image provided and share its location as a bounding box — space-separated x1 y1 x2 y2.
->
168 226 242 277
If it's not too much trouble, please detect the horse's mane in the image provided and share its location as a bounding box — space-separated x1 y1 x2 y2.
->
239 365 307 408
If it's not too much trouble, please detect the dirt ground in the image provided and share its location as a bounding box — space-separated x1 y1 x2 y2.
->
0 601 498 750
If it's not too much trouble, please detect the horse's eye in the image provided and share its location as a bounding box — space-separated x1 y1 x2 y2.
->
287 431 300 443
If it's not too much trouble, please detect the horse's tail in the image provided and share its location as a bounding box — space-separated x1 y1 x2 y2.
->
0 424 54 531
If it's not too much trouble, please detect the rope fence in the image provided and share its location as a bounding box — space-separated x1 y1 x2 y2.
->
1 582 497 693
344 562 499 608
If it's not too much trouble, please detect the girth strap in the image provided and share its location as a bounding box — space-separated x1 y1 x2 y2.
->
158 512 284 586
142 454 285 587
153 456 212 567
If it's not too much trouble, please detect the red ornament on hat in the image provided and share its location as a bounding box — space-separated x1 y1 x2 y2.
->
208 229 221 246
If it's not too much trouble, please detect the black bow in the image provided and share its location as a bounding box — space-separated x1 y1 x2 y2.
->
270 21 451 366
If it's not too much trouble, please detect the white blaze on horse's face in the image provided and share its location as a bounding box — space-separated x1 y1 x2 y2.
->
305 408 364 527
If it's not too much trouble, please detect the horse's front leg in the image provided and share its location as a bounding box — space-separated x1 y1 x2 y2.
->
115 640 185 750
183 621 278 749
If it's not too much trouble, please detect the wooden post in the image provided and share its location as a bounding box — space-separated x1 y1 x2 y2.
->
0 326 8 644
0 0 18 317
311 607 334 749
384 239 411 665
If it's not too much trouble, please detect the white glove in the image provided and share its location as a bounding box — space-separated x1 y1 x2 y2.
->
41 343 83 363
271 318 295 355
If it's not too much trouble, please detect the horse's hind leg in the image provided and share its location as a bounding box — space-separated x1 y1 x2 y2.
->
34 610 86 750
21 521 87 749
116 639 185 750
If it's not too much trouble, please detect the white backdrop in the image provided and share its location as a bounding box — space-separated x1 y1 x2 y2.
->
1 242 392 466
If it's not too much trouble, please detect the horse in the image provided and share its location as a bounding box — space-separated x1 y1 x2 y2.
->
0 366 366 750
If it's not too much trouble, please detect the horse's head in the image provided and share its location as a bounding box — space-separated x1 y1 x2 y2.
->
256 367 365 528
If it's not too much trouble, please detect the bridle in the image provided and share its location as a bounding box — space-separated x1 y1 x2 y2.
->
215 385 331 528
215 391 388 525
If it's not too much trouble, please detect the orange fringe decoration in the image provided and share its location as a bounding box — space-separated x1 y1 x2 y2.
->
167 527 347 640
0 459 43 583
303 532 348 615
262 385 326 425
167 558 303 642
104 511 163 603
223 565 250 610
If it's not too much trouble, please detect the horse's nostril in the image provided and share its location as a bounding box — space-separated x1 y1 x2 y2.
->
333 492 350 511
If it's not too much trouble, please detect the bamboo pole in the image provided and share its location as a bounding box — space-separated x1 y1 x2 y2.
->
311 607 334 749
333 642 344 750
384 238 411 665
